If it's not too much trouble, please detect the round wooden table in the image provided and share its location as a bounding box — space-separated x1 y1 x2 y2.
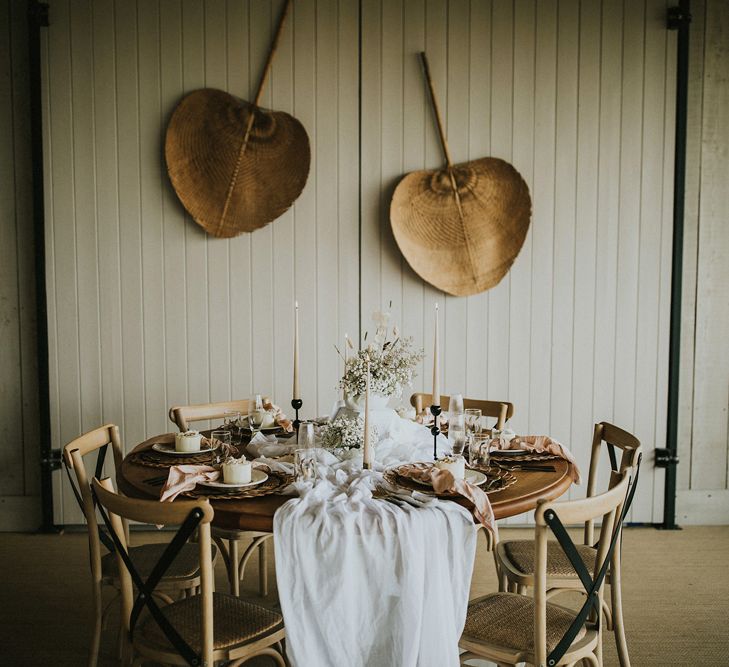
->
118 434 573 532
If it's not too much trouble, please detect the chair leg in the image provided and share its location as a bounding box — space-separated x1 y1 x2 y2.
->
516 584 527 595
610 552 631 667
258 538 269 597
229 538 240 596
89 580 103 667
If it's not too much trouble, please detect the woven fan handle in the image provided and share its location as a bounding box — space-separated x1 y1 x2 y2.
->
419 51 454 169
253 0 293 107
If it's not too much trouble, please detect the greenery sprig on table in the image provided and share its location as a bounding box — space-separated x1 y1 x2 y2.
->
338 310 425 399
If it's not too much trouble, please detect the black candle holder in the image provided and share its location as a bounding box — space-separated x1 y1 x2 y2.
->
430 404 442 461
291 398 303 430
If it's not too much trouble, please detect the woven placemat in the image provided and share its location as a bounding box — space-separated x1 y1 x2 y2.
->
129 445 246 469
383 464 517 497
181 470 293 501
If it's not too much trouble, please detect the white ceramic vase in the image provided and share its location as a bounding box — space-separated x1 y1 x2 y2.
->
344 392 391 412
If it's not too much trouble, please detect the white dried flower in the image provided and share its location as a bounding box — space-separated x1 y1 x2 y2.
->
320 414 379 452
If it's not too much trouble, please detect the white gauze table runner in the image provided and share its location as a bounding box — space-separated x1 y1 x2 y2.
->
272 409 478 667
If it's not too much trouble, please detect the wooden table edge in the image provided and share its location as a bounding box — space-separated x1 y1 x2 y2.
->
118 436 574 532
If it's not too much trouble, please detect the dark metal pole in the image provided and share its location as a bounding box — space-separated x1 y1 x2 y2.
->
663 1 692 530
27 1 56 531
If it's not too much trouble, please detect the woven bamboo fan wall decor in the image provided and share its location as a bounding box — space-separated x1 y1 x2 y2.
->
165 0 310 238
391 53 532 297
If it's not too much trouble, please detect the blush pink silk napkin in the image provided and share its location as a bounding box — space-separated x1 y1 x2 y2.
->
160 465 219 502
499 435 582 484
262 400 294 433
396 463 498 539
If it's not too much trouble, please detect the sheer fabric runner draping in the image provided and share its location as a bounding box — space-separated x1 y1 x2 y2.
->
274 469 478 667
269 409 477 667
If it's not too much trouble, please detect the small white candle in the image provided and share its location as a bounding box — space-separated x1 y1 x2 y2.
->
293 300 300 399
363 356 372 469
432 303 440 406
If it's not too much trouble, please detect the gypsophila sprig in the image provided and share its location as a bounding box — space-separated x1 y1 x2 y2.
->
339 310 424 399
319 414 379 451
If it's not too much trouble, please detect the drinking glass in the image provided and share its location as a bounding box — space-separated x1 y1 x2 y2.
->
294 448 318 482
449 412 466 456
470 432 493 468
222 410 242 444
210 430 231 464
464 408 482 436
297 422 316 448
448 393 464 415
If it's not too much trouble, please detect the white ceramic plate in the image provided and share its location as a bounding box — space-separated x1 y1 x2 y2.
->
197 469 269 490
411 468 487 487
152 441 220 456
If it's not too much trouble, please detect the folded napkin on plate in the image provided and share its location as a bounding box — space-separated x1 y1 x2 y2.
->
262 400 294 433
396 463 497 539
160 465 219 502
498 435 581 484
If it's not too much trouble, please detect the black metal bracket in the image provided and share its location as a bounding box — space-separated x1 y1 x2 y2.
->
29 1 50 27
655 448 680 468
667 5 691 30
40 448 62 471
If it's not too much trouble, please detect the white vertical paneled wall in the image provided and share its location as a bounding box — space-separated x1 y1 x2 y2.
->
43 0 677 525
360 0 675 524
43 0 359 524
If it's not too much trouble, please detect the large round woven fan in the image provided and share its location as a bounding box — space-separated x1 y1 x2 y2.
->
390 53 532 296
391 157 531 296
165 89 310 238
164 0 309 238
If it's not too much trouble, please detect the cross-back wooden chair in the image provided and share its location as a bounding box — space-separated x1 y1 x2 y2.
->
409 393 514 430
168 400 271 598
62 425 207 667
461 467 638 667
91 477 286 667
495 422 641 666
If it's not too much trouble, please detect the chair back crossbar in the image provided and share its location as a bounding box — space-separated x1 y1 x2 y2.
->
544 454 642 666
63 444 116 554
93 488 205 667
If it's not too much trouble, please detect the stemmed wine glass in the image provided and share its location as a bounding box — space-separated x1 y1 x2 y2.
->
248 394 265 436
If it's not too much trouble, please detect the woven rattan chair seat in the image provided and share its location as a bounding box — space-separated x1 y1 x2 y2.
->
102 543 215 582
462 593 586 654
138 593 283 653
502 540 597 578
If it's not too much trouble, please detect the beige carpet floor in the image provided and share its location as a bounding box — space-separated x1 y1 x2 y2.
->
1 525 727 666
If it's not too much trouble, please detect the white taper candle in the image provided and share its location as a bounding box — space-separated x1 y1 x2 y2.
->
293 300 300 399
432 303 440 406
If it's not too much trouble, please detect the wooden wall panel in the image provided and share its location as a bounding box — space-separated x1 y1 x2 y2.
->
360 0 676 524
39 0 686 525
43 0 360 523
